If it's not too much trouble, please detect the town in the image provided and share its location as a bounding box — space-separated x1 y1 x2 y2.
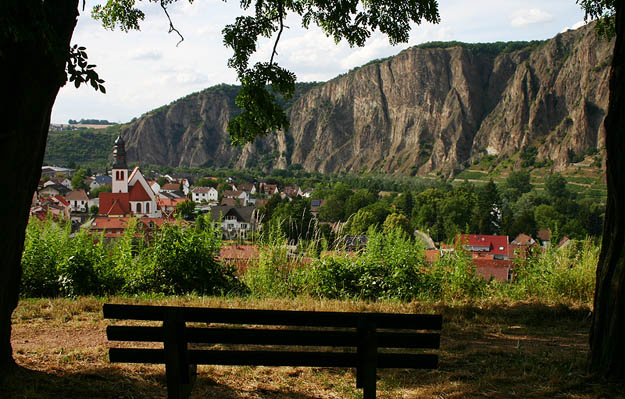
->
31 136 594 284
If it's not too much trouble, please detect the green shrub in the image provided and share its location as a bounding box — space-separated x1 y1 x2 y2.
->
139 221 237 295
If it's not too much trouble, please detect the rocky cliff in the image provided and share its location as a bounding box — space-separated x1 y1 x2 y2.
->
120 23 612 176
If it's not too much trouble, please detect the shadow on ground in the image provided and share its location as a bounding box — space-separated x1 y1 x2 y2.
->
2 364 328 399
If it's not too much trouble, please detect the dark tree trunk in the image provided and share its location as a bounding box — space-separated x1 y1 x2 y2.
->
0 0 79 375
590 3 625 379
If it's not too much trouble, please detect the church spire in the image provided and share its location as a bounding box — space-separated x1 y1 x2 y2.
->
112 136 128 169
111 136 129 193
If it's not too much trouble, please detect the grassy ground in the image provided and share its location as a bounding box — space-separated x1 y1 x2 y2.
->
3 296 625 399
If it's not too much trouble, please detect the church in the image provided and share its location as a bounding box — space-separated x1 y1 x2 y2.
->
98 136 161 218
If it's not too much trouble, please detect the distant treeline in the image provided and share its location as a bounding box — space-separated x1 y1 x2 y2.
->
413 40 546 55
355 39 546 71
45 126 120 172
68 119 116 125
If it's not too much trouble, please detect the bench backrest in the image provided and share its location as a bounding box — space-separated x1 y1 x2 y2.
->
104 304 442 399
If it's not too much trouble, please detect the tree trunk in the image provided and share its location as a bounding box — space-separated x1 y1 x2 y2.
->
0 0 79 375
590 3 625 379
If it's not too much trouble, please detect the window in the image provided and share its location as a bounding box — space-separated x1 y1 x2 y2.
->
145 203 150 213
240 223 247 229
136 203 141 213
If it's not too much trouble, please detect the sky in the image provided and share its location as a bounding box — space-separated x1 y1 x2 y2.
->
51 0 588 124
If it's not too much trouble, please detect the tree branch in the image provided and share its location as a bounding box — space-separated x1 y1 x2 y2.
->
160 0 184 46
270 1 285 65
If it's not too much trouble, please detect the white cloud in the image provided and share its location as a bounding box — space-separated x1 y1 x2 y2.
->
510 9 554 27
128 48 163 61
561 20 587 33
51 1 588 123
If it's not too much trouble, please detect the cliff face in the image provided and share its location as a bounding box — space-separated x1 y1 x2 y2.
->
120 23 612 175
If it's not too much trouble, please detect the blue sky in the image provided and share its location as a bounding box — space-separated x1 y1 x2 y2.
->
51 0 588 124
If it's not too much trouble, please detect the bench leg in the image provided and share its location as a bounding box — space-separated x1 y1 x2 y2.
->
164 315 193 399
357 319 377 399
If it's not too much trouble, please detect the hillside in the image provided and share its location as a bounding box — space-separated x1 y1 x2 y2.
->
46 23 613 178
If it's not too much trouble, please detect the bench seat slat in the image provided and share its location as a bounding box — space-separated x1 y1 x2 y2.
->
110 348 438 369
107 326 440 349
103 304 442 330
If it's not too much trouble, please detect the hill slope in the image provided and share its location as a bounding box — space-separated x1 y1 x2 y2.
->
50 23 613 177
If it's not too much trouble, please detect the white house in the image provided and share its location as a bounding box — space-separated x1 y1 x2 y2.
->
65 189 89 212
210 206 260 240
192 186 218 203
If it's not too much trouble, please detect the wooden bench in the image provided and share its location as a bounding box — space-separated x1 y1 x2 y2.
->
103 303 442 399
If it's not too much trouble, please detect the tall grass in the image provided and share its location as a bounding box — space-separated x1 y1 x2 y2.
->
21 216 598 305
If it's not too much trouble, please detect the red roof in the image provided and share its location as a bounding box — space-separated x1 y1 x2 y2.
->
129 180 151 201
99 192 131 216
65 190 89 201
457 234 509 257
424 250 439 263
157 197 186 208
472 258 513 282
53 195 70 207
90 216 168 238
161 183 180 191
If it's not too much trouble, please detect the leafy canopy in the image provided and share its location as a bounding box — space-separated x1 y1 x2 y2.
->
91 0 440 145
577 0 616 39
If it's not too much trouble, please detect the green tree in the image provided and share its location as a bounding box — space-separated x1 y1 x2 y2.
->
533 204 563 233
175 199 196 220
90 184 111 197
503 170 532 202
71 168 88 191
472 180 501 235
347 209 377 235
270 198 313 242
394 191 414 216
343 189 376 218
412 188 445 242
545 173 570 199
382 213 412 237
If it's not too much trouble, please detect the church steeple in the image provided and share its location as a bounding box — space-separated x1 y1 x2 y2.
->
112 136 128 169
111 136 128 193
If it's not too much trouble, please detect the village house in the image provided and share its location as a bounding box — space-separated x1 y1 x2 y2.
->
148 180 161 196
41 166 72 178
30 195 71 221
39 182 70 197
237 183 257 195
90 216 167 239
157 197 188 218
510 233 538 258
259 183 279 196
44 176 73 190
282 185 302 199
310 199 324 218
65 189 89 212
191 186 218 203
90 175 112 191
537 229 552 248
160 183 182 194
454 234 512 282
210 205 260 240
222 190 249 206
457 234 509 260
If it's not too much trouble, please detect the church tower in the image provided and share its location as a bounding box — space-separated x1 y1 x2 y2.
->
111 136 129 193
